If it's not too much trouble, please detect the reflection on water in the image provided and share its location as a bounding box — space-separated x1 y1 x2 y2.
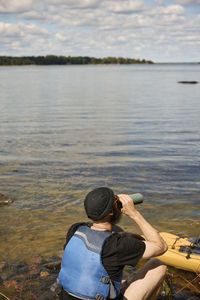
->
0 64 200 262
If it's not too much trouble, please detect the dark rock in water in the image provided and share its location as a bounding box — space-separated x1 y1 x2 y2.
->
47 256 61 262
12 262 29 275
37 280 60 300
0 262 7 272
178 81 198 84
0 193 13 205
42 260 61 271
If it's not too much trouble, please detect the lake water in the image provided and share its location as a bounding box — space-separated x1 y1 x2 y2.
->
0 64 200 262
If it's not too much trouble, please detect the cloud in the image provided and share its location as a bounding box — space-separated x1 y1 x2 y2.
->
174 0 200 5
56 9 101 27
154 0 165 4
0 0 43 14
156 0 200 5
48 0 100 9
106 0 147 14
19 10 47 21
0 21 49 37
0 21 50 55
0 22 20 37
151 4 185 15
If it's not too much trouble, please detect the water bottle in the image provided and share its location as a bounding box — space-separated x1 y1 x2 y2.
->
117 193 144 208
129 193 144 204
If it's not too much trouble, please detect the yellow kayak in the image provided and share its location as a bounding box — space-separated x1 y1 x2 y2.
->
156 232 200 273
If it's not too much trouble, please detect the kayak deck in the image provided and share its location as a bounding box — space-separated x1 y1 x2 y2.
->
156 232 200 273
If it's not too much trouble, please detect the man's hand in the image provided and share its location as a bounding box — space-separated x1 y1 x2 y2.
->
117 194 137 218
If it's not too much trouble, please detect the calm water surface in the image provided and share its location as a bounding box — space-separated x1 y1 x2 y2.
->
0 64 200 262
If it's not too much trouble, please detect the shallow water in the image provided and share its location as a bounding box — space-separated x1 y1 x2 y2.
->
0 64 200 263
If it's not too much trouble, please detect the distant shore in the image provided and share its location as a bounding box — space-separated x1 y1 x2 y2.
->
0 55 153 66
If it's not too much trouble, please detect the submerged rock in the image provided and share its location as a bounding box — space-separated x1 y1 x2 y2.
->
12 262 29 275
178 81 198 84
0 193 13 205
42 260 61 270
0 262 7 272
40 271 50 278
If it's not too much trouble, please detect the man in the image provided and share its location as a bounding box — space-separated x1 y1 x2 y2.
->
58 187 168 300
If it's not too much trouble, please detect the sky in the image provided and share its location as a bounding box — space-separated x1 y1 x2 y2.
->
0 0 199 62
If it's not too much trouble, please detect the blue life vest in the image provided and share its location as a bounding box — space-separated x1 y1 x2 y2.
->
58 225 122 300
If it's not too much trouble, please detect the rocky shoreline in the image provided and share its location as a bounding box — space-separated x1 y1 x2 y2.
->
0 256 61 300
0 255 200 300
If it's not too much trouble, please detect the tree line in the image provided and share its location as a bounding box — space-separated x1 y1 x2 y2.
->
0 55 153 65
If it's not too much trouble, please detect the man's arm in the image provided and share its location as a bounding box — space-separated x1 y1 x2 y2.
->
117 194 168 259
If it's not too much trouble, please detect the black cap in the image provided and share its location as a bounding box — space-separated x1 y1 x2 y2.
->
84 187 115 221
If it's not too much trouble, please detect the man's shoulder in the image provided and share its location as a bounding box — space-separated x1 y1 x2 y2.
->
105 231 145 250
64 222 92 248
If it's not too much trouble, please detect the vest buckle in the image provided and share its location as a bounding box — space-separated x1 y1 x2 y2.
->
95 293 105 300
101 276 110 284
